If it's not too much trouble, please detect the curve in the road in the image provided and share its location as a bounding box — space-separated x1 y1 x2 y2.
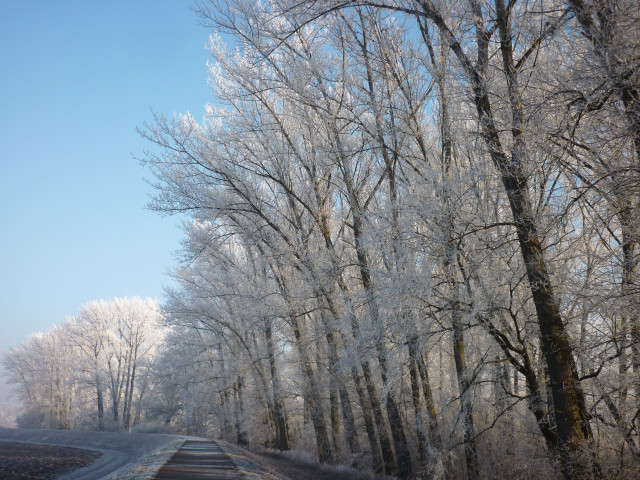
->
154 440 242 480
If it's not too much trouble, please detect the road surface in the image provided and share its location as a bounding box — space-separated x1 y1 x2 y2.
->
154 439 242 479
0 427 185 479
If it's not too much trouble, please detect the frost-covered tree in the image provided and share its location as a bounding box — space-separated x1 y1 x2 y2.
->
137 1 640 478
3 297 162 431
3 326 78 429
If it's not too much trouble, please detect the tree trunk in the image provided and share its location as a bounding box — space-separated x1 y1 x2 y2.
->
409 336 443 474
492 5 596 476
452 316 479 480
409 349 428 465
291 315 334 463
412 3 595 475
313 294 361 461
340 308 396 473
325 326 360 460
620 210 639 389
315 315 342 460
340 328 384 473
361 360 397 475
351 211 412 479
95 373 104 430
122 351 133 431
329 374 341 459
416 352 441 449
266 320 290 451
124 361 136 431
446 243 478 480
235 376 249 446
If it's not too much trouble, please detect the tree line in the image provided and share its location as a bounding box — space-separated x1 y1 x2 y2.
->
3 298 161 432
5 1 639 479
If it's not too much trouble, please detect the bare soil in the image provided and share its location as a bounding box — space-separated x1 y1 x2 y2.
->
0 441 101 480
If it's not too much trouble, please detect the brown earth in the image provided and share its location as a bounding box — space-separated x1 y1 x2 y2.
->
0 441 101 480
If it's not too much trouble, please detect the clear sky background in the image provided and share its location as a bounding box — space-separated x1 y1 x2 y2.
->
0 1 213 402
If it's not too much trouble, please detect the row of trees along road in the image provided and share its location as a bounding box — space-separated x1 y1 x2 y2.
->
3 1 638 479
3 298 161 432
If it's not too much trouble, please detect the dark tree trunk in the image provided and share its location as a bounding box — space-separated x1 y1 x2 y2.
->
350 362 383 472
95 373 104 431
324 325 360 460
291 316 334 464
266 321 290 451
351 212 412 479
409 350 428 465
361 360 397 475
124 361 136 431
235 376 249 446
416 353 441 449
329 373 341 459
452 319 480 480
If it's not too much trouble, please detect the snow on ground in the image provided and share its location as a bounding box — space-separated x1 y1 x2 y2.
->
0 427 190 479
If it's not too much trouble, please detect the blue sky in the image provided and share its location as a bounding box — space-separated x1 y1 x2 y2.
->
0 0 213 401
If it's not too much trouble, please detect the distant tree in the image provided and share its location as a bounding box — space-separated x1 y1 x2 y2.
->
3 297 162 432
3 326 77 429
